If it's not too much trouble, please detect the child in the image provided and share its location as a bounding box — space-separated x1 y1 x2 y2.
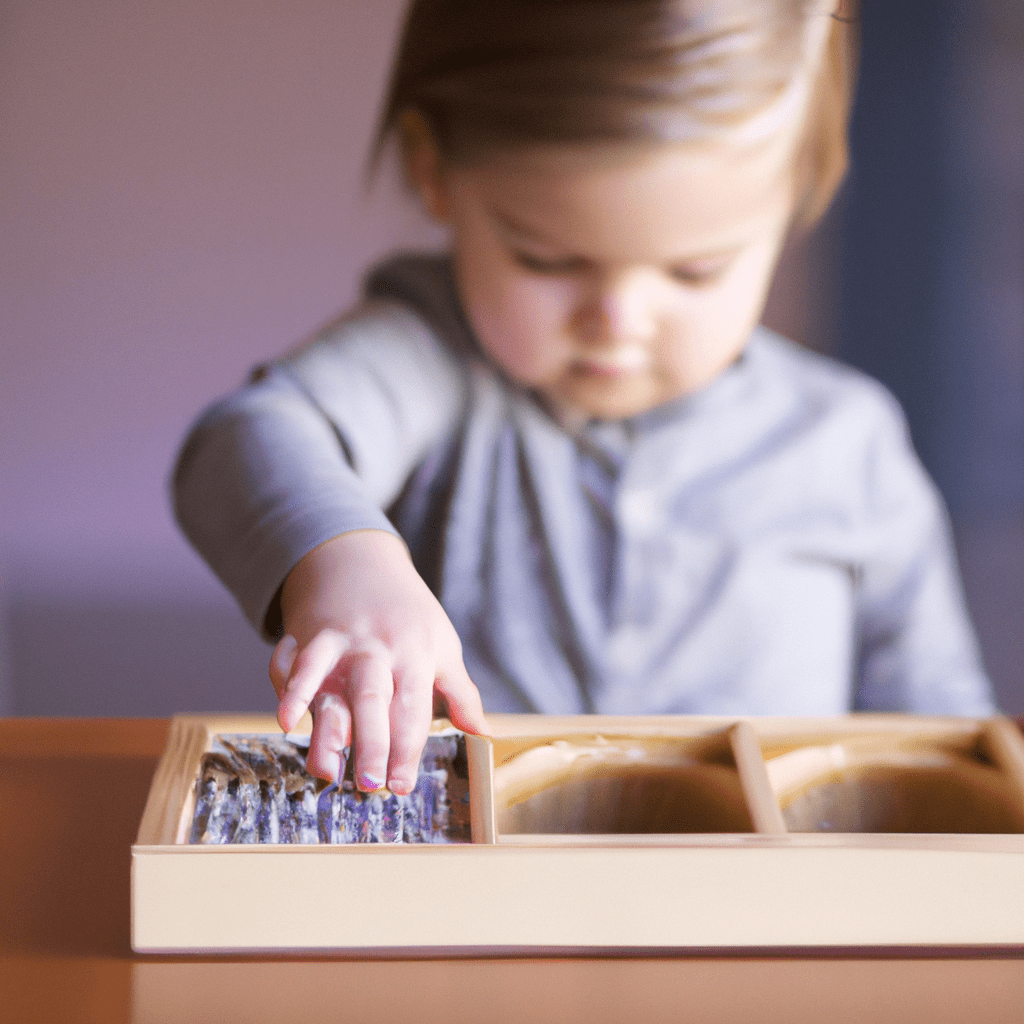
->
173 0 995 796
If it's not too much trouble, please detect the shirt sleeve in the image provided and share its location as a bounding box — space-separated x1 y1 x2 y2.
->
171 298 469 639
851 387 996 714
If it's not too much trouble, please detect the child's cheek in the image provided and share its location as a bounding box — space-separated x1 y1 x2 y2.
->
478 277 573 384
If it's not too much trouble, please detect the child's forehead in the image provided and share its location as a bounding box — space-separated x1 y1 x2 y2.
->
460 133 800 260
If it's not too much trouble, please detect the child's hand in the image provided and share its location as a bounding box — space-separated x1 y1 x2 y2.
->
268 530 488 793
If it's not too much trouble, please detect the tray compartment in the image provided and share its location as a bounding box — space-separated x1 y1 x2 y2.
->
492 728 759 836
767 721 1024 834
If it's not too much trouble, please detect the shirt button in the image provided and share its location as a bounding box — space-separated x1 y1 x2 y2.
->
617 489 662 535
608 623 648 668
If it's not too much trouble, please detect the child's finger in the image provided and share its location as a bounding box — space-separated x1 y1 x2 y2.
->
346 647 395 792
305 691 352 782
435 661 490 736
385 665 434 796
276 629 351 733
269 634 298 698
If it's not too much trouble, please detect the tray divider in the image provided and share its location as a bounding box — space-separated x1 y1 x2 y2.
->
466 734 497 843
729 721 787 835
980 716 1024 815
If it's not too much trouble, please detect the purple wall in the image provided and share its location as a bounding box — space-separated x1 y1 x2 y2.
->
0 0 443 714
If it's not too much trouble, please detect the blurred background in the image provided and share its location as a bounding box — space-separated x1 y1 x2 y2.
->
1 0 1021 717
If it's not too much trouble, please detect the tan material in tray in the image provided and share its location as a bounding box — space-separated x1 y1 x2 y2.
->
132 713 1024 953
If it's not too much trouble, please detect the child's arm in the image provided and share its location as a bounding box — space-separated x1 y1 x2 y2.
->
269 530 487 794
173 283 482 784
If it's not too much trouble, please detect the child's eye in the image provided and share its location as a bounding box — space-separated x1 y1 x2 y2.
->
512 251 586 276
669 259 733 287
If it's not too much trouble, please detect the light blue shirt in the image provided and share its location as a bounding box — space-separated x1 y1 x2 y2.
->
173 254 996 716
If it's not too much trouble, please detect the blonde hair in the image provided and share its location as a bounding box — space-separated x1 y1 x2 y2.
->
374 0 858 226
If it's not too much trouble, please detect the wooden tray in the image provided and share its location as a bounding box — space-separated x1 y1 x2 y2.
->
132 713 1024 953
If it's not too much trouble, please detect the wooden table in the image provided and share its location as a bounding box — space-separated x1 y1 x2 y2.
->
2 718 1023 1024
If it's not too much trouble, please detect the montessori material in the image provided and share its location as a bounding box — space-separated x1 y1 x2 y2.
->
132 713 1024 953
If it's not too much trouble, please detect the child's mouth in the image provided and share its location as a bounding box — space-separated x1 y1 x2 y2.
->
573 347 649 378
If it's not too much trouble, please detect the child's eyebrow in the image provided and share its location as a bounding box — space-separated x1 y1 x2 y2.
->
488 206 557 247
489 204 745 267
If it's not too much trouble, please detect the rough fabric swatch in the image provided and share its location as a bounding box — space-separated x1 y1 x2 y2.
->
189 732 470 844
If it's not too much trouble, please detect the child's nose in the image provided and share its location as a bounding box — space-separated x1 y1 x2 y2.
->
573 272 659 349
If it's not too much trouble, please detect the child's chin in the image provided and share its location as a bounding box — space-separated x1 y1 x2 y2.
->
550 373 671 421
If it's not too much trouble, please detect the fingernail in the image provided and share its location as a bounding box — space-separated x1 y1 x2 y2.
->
358 772 385 791
388 777 413 796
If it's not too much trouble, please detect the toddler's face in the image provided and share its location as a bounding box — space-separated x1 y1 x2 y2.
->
420 132 800 420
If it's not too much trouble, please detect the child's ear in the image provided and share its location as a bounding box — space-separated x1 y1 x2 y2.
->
399 109 451 224
810 0 843 18
806 0 843 60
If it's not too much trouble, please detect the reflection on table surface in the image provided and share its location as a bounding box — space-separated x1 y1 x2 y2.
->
2 717 1023 1024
